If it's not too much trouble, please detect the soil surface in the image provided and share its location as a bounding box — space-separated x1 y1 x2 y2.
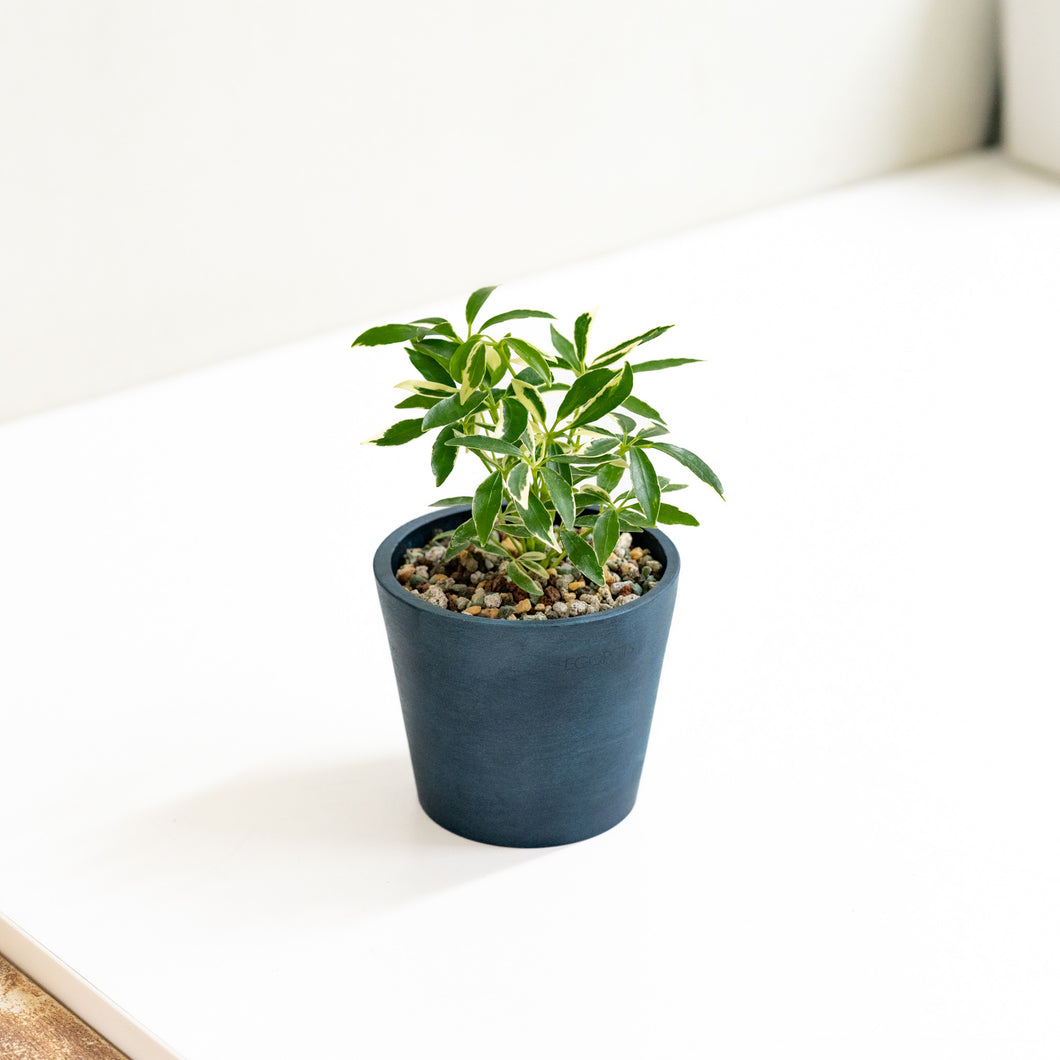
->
396 531 664 620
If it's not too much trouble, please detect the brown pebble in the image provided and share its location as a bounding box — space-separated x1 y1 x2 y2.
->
465 605 482 616
513 598 532 614
534 602 547 611
396 564 416 583
543 585 562 604
568 580 584 592
630 547 643 561
482 607 500 619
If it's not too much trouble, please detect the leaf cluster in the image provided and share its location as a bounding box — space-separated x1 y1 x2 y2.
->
357 286 723 595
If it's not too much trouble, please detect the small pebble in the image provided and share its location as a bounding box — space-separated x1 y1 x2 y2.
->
483 593 502 609
514 599 532 614
465 605 482 616
552 601 569 618
498 605 515 619
481 607 500 619
396 564 415 583
422 585 448 609
568 600 588 617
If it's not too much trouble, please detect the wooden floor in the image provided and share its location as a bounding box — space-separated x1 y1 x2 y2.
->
0 955 129 1060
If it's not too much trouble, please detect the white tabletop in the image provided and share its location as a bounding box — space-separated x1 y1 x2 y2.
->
3 150 1059 1059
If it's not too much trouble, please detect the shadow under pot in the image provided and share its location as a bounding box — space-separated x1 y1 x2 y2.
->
373 505 680 848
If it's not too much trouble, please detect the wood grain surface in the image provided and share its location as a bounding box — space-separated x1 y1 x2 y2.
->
0 955 130 1060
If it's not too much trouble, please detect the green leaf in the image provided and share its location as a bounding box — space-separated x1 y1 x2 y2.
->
583 436 619 455
573 311 593 366
591 325 673 367
446 434 525 459
473 471 504 545
419 319 461 342
465 286 499 329
445 518 478 560
570 362 635 429
636 424 670 440
410 338 460 371
629 446 661 524
649 442 724 499
478 537 513 558
506 462 531 507
394 394 438 409
616 510 654 533
661 480 688 492
556 367 615 421
507 560 544 598
656 502 699 526
394 378 455 397
621 394 666 424
549 325 579 370
486 343 510 387
421 390 487 430
448 338 476 382
352 323 426 347
631 357 701 373
480 309 555 330
466 342 487 390
540 465 575 528
504 337 553 385
559 529 607 586
498 397 529 444
431 424 458 486
515 365 547 387
575 483 613 505
610 412 637 435
408 348 454 385
547 451 625 465
367 418 424 446
429 495 472 507
546 451 574 486
517 492 556 544
509 379 547 423
593 508 620 565
595 462 624 493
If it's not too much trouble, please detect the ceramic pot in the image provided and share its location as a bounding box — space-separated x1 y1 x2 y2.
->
373 506 680 847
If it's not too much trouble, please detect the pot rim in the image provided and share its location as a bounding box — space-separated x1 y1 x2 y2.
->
373 505 681 629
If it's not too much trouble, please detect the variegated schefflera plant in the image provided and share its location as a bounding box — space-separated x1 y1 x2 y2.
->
356 285 724 598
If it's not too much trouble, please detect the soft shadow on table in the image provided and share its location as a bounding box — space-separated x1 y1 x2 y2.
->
96 756 551 923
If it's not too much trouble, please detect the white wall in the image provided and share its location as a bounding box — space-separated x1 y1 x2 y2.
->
1 0 998 423
1002 0 1060 177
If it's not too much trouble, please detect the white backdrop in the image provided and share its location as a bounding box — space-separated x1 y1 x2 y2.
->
1 0 997 422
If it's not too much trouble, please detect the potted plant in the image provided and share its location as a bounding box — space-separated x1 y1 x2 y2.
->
359 286 723 847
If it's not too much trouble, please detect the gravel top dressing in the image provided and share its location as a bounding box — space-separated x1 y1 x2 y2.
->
397 530 663 620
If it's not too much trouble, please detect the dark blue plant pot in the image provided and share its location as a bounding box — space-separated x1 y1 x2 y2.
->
373 506 680 847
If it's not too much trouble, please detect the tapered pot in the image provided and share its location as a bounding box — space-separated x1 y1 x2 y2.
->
373 506 680 847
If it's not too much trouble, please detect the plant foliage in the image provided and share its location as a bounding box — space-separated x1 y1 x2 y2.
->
356 286 723 594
